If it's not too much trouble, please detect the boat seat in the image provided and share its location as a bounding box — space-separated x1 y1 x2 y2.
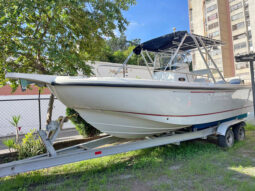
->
229 79 242 84
216 80 225 84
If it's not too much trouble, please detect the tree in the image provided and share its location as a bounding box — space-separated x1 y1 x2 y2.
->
95 34 142 65
9 115 21 143
0 0 136 86
107 33 128 52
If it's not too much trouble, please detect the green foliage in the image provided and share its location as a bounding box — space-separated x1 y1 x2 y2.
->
245 123 255 131
2 138 15 152
9 115 20 127
107 33 130 52
112 46 139 64
2 130 46 158
97 40 144 65
2 132 255 190
66 108 100 137
94 33 142 65
9 115 21 143
106 33 140 52
0 0 136 86
15 129 46 159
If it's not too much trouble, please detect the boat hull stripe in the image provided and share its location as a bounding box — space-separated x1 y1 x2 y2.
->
91 105 253 118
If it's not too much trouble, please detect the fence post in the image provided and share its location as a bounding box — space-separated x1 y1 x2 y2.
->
38 89 42 130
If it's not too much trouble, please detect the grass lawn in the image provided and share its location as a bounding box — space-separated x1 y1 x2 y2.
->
1 127 255 191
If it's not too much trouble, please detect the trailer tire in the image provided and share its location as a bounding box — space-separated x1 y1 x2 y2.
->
233 123 245 141
218 128 234 148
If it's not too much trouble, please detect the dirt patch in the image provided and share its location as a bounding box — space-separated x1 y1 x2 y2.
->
169 164 182 170
130 180 155 191
0 152 18 164
117 174 134 180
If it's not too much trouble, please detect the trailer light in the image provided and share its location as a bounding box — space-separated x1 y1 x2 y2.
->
95 151 102 155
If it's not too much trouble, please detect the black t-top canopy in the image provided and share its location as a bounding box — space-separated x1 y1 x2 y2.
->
133 31 222 55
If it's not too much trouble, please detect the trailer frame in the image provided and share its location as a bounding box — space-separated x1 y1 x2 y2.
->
0 118 246 178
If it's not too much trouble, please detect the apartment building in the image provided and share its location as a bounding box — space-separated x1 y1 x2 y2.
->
188 0 255 81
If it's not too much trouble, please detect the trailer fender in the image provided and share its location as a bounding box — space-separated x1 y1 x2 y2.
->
216 119 245 136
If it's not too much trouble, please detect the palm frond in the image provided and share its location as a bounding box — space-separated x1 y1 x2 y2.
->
10 115 21 127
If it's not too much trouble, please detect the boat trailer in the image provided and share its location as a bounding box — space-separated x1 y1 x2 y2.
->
0 118 246 177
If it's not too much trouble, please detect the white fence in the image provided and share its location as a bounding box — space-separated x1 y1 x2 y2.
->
0 95 74 137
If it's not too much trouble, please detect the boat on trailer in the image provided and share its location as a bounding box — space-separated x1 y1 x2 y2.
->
1 31 251 177
6 31 253 138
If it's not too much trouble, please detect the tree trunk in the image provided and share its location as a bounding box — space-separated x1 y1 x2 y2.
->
16 127 19 143
46 93 55 125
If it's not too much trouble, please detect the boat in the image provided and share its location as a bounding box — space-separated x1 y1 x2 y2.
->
6 31 253 138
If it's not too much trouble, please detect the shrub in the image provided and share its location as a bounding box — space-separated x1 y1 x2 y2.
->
15 129 46 159
9 115 21 143
2 138 15 152
66 108 100 137
2 130 46 159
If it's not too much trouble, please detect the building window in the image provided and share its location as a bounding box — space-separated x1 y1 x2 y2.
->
244 9 250 20
207 4 217 13
249 40 253 47
205 0 214 3
208 31 219 38
233 33 246 40
230 2 243 12
234 42 246 50
232 22 245 31
244 1 249 10
208 13 218 21
246 20 250 27
231 12 243 21
248 31 252 39
229 0 237 3
208 22 218 30
235 62 248 70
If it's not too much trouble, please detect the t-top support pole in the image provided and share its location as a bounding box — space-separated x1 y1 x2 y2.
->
114 52 133 77
190 34 216 83
196 36 226 83
164 33 188 71
141 51 153 79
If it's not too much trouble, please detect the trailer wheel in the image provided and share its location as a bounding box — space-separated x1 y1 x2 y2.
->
218 128 234 148
233 123 245 141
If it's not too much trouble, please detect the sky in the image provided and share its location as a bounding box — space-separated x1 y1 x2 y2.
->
122 0 190 42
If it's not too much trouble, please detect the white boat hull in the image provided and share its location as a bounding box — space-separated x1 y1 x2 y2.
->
48 79 252 138
5 73 253 138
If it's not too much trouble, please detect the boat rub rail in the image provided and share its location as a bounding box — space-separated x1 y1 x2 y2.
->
51 82 251 91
